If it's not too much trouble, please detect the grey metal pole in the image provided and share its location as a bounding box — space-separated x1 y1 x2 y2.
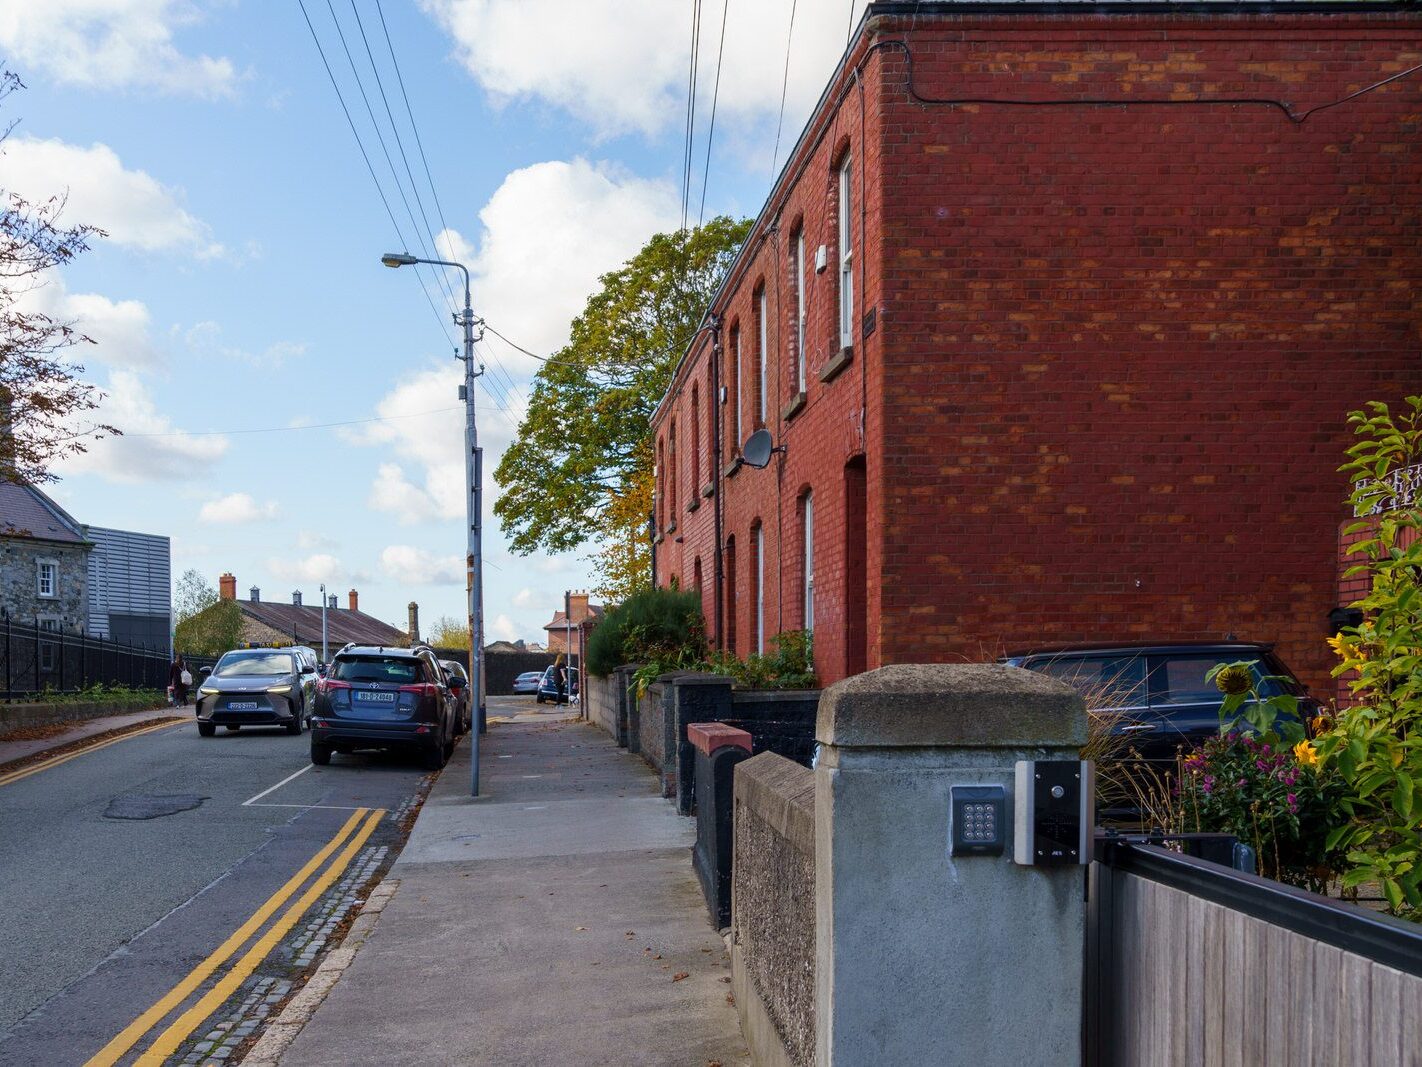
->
460 272 483 797
320 582 328 662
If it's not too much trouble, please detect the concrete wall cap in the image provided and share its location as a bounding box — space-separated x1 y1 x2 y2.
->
817 663 1086 748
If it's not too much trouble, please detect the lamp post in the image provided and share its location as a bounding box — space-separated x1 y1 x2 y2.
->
382 250 484 796
319 582 328 663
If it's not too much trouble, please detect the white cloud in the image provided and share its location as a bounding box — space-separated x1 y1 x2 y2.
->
380 545 466 586
367 460 458 526
297 530 338 551
1 136 222 256
511 587 537 609
448 158 677 362
14 271 164 370
181 321 306 367
198 492 279 525
0 0 238 97
489 613 519 642
59 368 228 482
421 0 866 141
268 554 350 585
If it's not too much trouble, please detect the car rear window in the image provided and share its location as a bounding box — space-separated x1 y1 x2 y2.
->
1149 655 1299 705
332 655 423 684
1031 656 1147 708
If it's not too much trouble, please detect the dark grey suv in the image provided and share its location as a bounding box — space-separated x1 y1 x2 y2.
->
310 645 455 769
195 648 317 736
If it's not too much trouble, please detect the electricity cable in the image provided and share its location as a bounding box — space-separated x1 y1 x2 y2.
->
770 0 799 176
298 0 456 352
697 0 730 226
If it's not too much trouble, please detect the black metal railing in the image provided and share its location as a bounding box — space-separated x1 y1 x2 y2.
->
1 617 171 702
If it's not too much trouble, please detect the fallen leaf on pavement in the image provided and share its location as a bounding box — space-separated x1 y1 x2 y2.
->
719 977 731 984
575 926 587 932
672 972 689 982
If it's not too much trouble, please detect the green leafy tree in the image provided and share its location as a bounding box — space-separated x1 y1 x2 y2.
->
174 569 218 625
427 615 470 649
495 216 751 568
173 599 242 658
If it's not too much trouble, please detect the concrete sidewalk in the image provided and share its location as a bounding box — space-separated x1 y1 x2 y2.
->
276 710 749 1066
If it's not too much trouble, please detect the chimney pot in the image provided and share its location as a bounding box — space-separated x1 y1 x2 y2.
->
407 601 420 643
348 589 359 612
219 573 237 601
250 586 261 603
292 590 303 607
328 594 338 610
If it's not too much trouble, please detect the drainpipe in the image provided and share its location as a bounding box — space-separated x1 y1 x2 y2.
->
710 315 724 650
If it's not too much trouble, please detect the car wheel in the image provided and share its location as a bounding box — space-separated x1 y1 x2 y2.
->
285 714 303 736
310 742 332 766
423 741 447 771
198 722 216 737
536 695 544 704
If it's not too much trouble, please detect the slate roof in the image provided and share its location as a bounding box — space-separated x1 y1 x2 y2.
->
237 598 405 648
543 604 605 631
0 480 88 545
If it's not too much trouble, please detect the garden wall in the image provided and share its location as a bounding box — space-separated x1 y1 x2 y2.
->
0 695 168 733
732 752 816 1067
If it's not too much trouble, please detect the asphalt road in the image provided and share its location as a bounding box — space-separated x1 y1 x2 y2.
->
0 712 440 1066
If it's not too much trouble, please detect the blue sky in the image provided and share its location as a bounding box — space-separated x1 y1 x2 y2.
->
0 0 865 642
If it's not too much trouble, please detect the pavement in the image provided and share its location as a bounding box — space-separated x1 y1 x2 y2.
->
271 698 749 1067
0 704 181 766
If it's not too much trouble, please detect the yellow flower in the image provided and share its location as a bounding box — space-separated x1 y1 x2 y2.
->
1214 664 1253 696
1310 713 1331 736
1294 740 1320 768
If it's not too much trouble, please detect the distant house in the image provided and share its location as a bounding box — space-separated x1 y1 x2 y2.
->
0 480 170 649
542 590 603 658
215 574 406 653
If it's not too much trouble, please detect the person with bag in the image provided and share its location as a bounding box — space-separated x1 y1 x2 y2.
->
170 655 191 707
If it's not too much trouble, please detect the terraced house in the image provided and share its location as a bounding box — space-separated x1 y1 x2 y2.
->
650 0 1422 690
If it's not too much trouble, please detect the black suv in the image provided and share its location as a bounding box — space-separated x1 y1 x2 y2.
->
1000 641 1319 761
310 645 456 769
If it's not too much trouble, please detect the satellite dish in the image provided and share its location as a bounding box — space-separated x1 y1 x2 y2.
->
742 428 778 469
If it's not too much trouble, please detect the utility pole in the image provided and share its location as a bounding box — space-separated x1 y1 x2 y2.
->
564 589 572 705
319 582 328 663
381 250 484 795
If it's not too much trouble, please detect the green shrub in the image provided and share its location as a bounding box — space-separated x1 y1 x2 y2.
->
585 585 707 677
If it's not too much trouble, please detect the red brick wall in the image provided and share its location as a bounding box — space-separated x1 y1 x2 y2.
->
654 9 1422 694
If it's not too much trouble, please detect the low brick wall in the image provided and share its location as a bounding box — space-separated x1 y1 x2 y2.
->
0 695 167 733
585 672 618 739
733 752 816 1067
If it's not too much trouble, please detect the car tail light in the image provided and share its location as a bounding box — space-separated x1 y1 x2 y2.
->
320 679 352 692
399 683 440 699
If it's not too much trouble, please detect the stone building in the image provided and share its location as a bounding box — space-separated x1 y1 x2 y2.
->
651 2 1422 691
0 480 91 634
208 574 406 654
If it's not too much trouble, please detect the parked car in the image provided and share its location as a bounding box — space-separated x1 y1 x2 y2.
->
536 666 578 705
310 644 456 770
194 647 318 737
512 670 543 695
441 659 471 734
1000 641 1319 763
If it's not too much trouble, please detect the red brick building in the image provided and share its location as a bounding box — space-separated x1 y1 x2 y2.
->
651 2 1422 692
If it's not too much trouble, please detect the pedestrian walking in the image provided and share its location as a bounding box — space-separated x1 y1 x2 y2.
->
553 653 567 706
170 655 191 707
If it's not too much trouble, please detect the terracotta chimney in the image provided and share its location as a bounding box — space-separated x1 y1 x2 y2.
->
219 573 237 601
408 601 420 643
348 589 359 612
569 590 590 622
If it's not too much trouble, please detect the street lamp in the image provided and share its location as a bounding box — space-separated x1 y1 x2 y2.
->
382 250 485 797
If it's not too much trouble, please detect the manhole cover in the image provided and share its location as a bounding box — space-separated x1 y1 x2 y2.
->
104 794 208 820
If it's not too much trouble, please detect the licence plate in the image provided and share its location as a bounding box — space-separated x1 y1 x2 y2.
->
354 691 397 704
229 701 260 711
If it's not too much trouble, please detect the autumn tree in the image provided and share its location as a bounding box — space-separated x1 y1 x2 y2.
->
494 216 751 590
174 569 218 624
0 68 115 483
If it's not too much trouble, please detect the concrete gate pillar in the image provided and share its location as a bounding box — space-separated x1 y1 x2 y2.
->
814 664 1087 1066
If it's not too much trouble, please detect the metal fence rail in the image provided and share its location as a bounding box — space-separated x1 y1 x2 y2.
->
1 617 171 702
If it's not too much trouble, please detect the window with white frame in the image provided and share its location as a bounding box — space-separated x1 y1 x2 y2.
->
37 559 57 599
37 615 59 671
731 324 742 449
838 154 854 350
754 523 766 655
794 228 806 393
803 491 815 631
756 287 768 426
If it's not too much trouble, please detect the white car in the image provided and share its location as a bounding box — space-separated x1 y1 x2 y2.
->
512 670 543 695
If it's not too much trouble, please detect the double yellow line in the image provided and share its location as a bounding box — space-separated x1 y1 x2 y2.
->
86 806 386 1067
0 719 184 789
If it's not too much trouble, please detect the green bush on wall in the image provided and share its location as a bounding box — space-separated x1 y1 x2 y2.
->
585 585 707 678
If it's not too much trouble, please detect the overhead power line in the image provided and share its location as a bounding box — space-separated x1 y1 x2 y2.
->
697 0 731 226
118 405 465 438
771 0 799 176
